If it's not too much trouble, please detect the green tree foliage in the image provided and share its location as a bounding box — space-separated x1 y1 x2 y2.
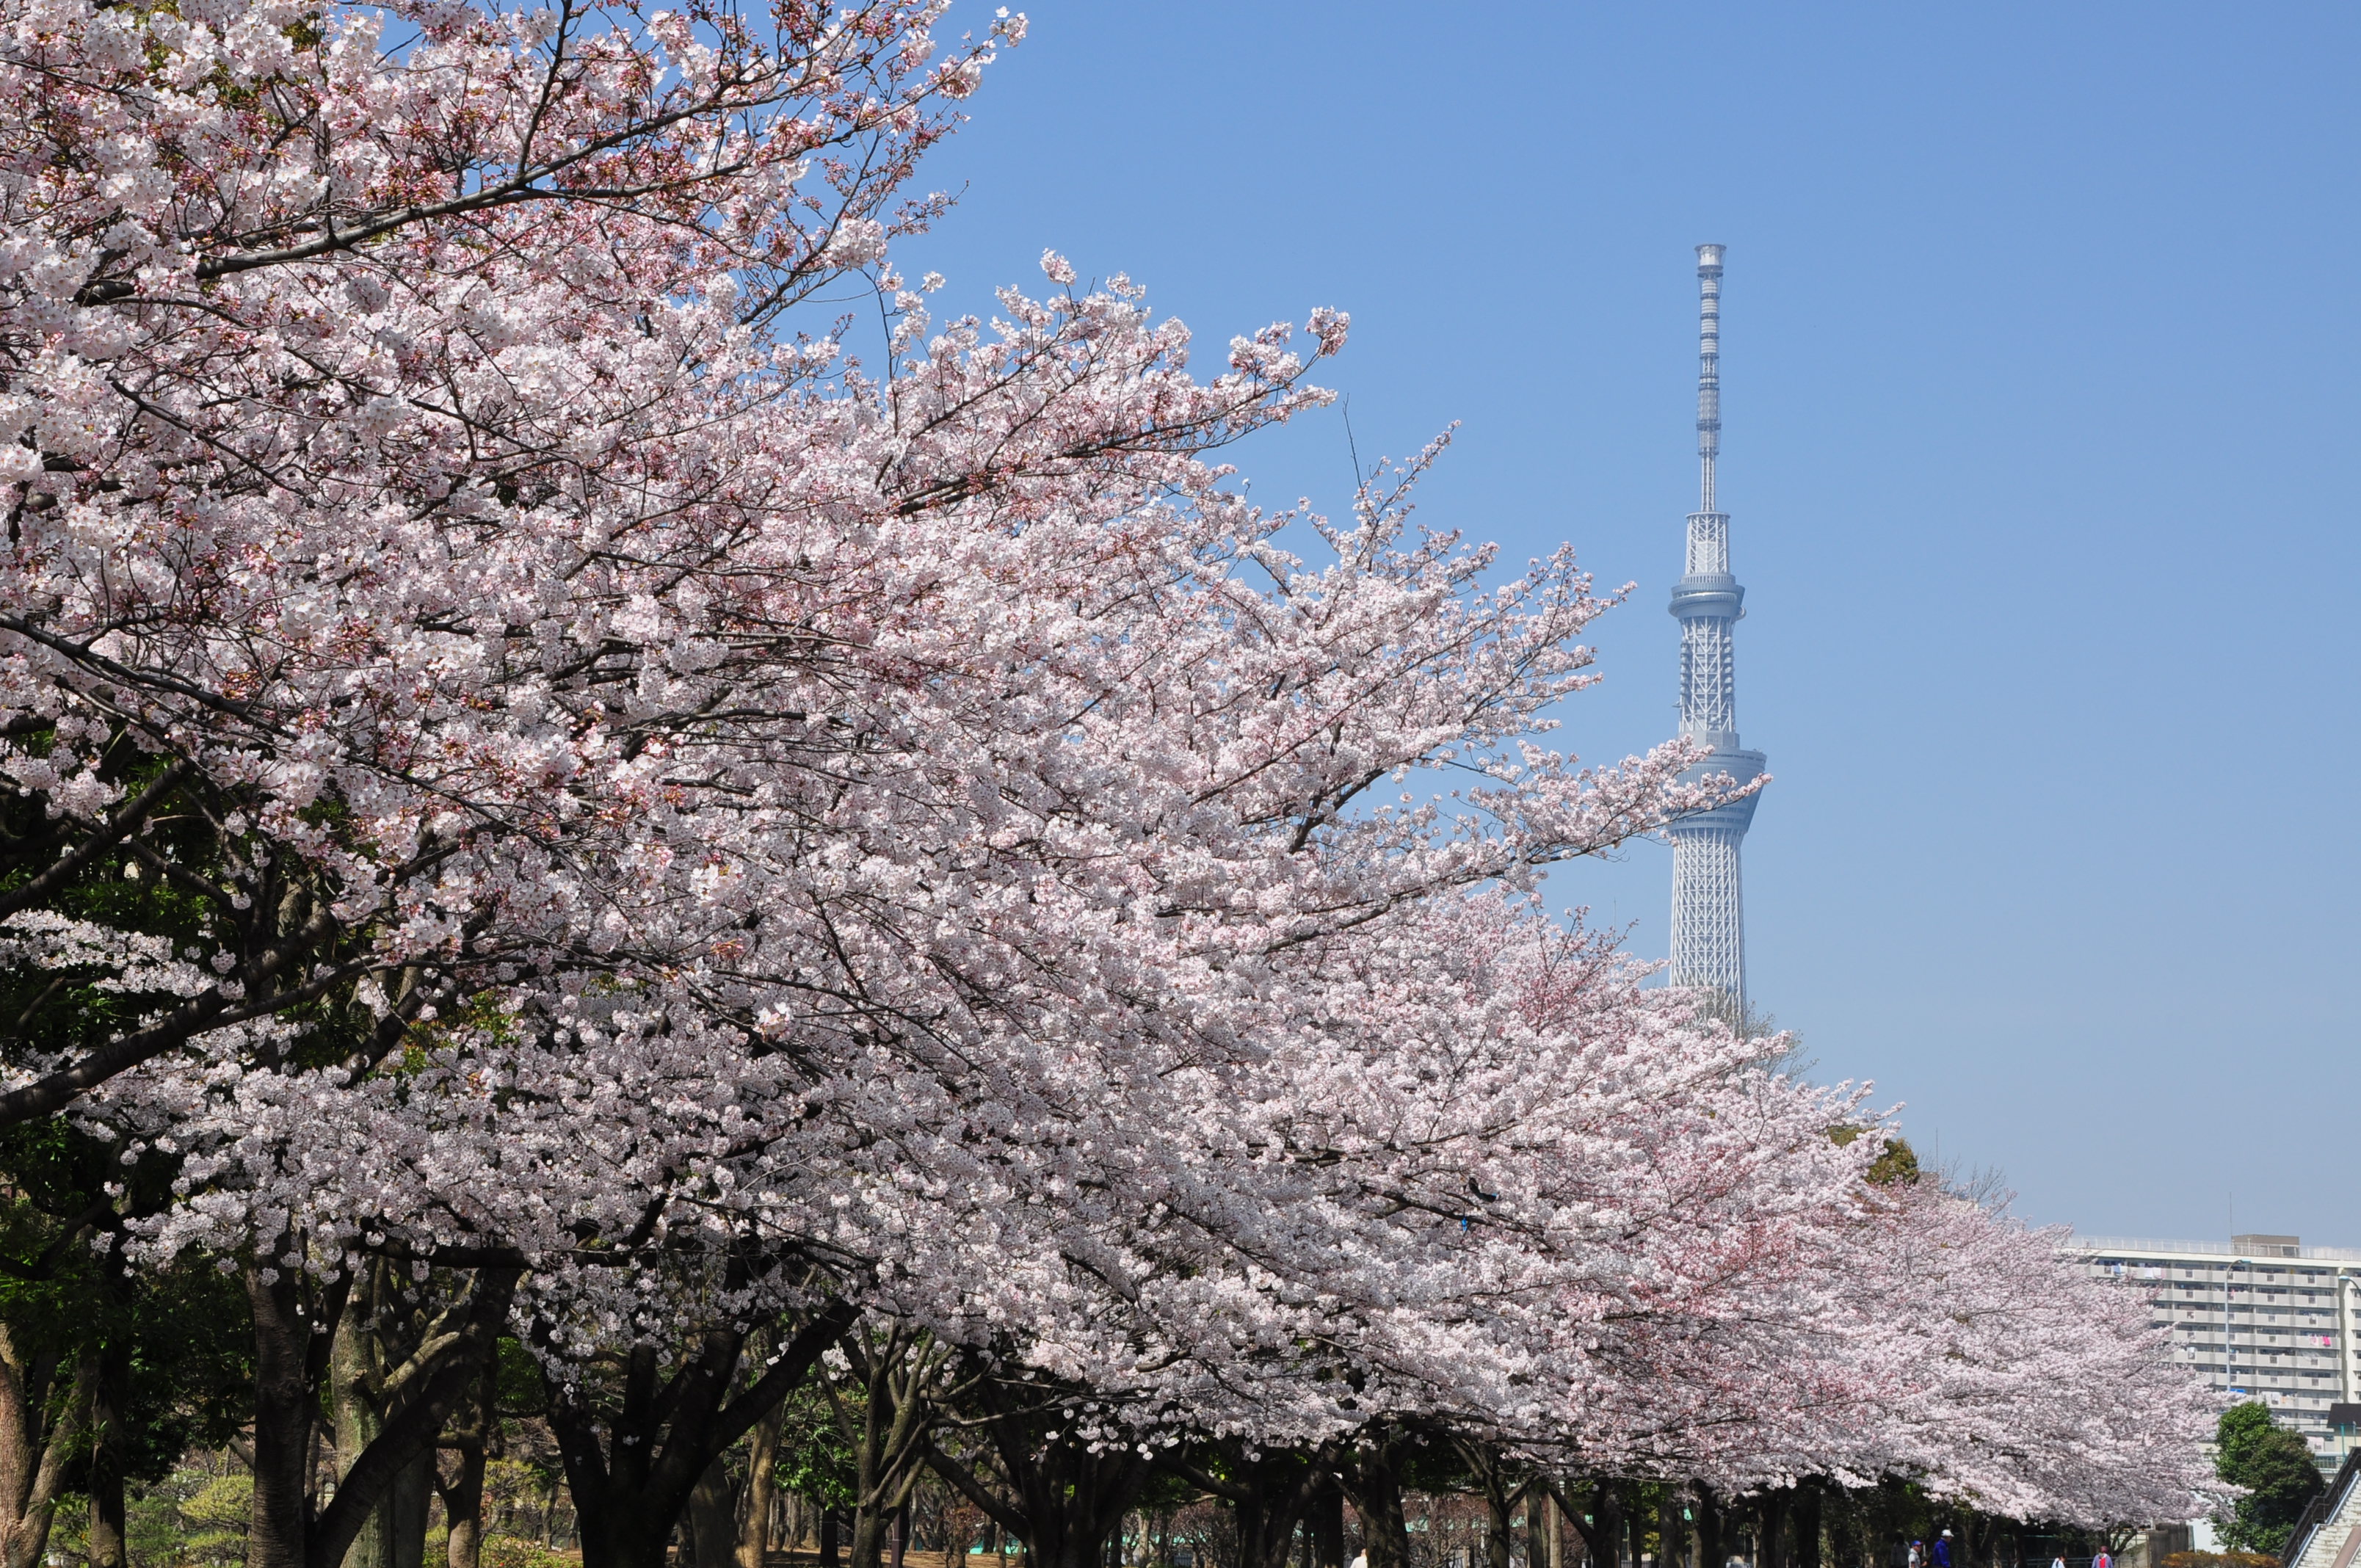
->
0 1120 253 1486
178 1472 255 1567
1828 1127 1921 1186
2213 1402 2323 1557
776 1382 860 1510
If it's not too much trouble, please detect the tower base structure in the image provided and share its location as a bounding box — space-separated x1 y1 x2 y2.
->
1665 747 1763 1012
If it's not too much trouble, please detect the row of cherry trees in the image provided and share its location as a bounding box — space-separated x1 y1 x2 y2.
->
0 0 2212 1566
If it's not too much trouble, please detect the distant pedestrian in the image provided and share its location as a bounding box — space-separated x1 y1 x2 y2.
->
1933 1531 1954 1568
2094 1552 2111 1568
2052 1555 2067 1568
1909 1543 1923 1568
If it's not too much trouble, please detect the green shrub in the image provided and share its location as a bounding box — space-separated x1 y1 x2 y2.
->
480 1534 575 1568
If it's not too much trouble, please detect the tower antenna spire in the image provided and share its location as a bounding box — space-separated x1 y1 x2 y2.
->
1667 243 1766 1017
1697 242 1722 515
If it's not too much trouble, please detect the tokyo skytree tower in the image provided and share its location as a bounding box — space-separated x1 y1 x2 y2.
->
1667 244 1766 1013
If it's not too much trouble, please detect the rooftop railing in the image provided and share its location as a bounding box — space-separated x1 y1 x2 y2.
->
2066 1235 2361 1263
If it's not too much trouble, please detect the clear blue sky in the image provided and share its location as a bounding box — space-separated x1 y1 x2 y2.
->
896 2 2361 1242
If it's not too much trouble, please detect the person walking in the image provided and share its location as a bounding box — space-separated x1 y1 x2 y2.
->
1932 1531 1954 1568
1908 1542 1923 1568
2092 1551 2111 1568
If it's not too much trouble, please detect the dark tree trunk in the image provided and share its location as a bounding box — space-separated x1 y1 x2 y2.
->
850 1506 892 1568
1310 1484 1344 1568
1334 1440 1412 1568
545 1302 854 1568
438 1359 494 1568
332 1263 454 1568
322 1271 513 1568
1791 1489 1821 1568
833 1326 951 1568
246 1253 509 1568
689 1459 739 1568
86 1472 126 1568
0 1337 90 1568
1493 1487 1523 1568
1175 1451 1324 1568
247 1262 328 1568
1551 1481 1625 1568
86 1335 127 1568
1446 1440 1528 1568
1824 1492 1858 1568
921 1380 1156 1568
1691 1489 1723 1568
1657 1491 1684 1568
1761 1495 1788 1568
739 1400 784 1568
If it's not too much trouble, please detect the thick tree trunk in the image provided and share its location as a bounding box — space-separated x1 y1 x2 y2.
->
1691 1492 1719 1568
1335 1443 1411 1568
1310 1484 1344 1568
690 1459 739 1568
332 1270 440 1568
1197 1456 1323 1568
739 1400 784 1568
567 1495 675 1568
1552 1481 1622 1568
1448 1442 1525 1568
849 1500 893 1568
1824 1496 1856 1568
921 1385 1155 1568
87 1474 126 1568
1760 1495 1787 1568
333 1308 394 1568
331 1266 489 1568
392 1456 434 1568
0 1337 90 1568
1791 1489 1821 1568
440 1360 494 1568
835 1325 949 1568
1488 1482 1519 1568
87 1334 128 1568
544 1302 853 1568
250 1252 507 1568
250 1263 324 1568
1656 1492 1684 1568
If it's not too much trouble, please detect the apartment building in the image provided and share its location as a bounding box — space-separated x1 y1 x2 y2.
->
2067 1233 2361 1467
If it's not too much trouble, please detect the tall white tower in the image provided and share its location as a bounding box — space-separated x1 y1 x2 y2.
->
1667 244 1766 1014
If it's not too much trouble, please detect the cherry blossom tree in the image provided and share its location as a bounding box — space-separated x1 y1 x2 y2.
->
1 0 1744 1548
1829 1183 2218 1528
0 0 2215 1560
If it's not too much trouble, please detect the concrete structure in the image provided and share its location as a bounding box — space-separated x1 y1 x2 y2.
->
2288 1450 2361 1568
1667 244 1766 1013
2070 1233 2361 1466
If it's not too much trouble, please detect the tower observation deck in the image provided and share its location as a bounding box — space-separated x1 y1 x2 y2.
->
1667 244 1766 1013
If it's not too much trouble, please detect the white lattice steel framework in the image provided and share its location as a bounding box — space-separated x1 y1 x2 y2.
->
1667 244 1766 1012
